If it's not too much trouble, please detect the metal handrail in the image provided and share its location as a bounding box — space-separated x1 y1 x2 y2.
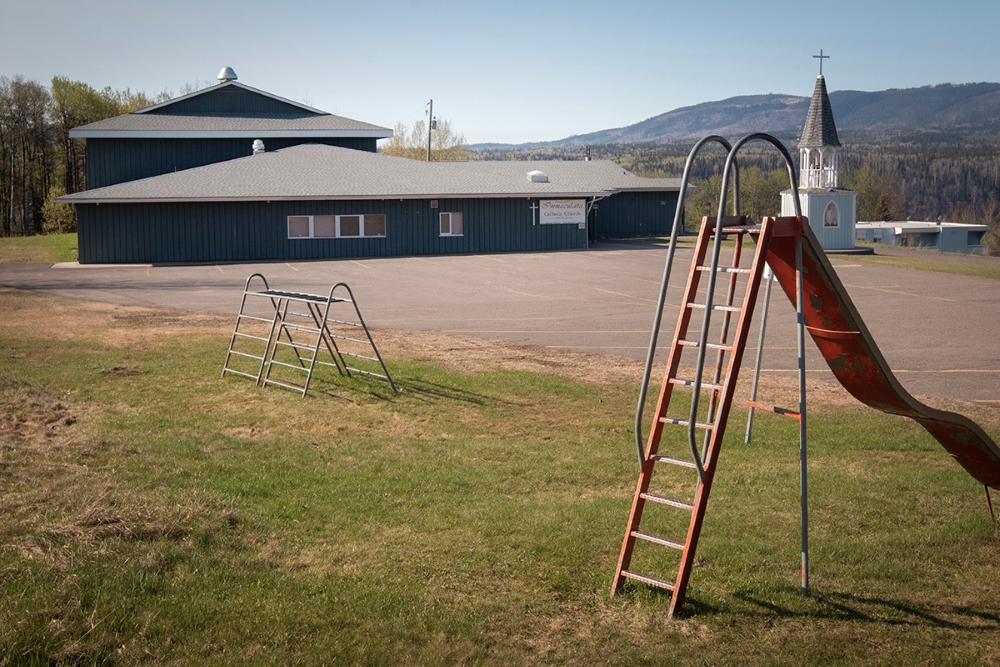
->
634 135 739 467
685 133 801 481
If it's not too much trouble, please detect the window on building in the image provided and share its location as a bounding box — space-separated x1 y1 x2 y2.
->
288 216 311 238
313 215 336 238
287 215 387 239
823 201 840 227
440 212 463 236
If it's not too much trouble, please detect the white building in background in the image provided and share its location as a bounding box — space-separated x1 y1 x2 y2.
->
855 220 990 254
781 73 859 251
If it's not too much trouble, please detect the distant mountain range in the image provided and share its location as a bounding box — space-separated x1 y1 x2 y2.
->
473 82 1000 150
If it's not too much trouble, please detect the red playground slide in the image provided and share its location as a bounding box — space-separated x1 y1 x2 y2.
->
762 217 1000 491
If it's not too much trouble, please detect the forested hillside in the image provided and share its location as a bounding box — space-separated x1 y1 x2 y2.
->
475 83 1000 149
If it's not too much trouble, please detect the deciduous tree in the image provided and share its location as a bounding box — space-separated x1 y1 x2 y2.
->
379 118 470 161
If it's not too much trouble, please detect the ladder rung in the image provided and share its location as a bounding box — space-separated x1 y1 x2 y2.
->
688 303 742 313
715 225 759 235
281 323 322 334
268 360 309 372
234 332 270 342
236 314 274 323
327 318 364 328
620 570 676 591
631 530 685 550
263 379 307 392
659 417 714 430
650 454 699 469
274 340 317 351
226 350 265 361
640 492 694 511
677 339 733 351
329 334 370 345
341 352 379 362
669 378 723 391
695 266 751 274
345 367 389 380
222 368 261 380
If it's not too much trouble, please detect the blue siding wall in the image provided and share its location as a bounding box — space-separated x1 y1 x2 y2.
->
593 191 679 238
147 86 312 116
76 198 588 264
86 137 378 189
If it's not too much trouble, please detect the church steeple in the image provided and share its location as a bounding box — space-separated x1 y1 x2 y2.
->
799 56 841 189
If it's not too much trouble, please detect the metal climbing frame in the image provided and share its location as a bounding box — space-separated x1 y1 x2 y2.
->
222 273 396 396
613 133 807 618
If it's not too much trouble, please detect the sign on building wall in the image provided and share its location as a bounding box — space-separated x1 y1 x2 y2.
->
540 199 586 226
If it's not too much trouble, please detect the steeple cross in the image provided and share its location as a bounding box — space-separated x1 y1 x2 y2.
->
813 49 829 76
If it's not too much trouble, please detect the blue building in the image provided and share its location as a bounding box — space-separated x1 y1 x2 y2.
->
61 69 682 263
69 68 393 189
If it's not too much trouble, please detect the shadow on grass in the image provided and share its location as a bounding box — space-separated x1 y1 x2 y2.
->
732 590 1000 631
310 374 497 408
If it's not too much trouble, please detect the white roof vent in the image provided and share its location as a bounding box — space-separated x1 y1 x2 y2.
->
252 139 265 155
526 170 548 183
217 67 238 82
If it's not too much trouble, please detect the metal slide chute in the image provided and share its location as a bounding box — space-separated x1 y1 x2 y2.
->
763 218 1000 490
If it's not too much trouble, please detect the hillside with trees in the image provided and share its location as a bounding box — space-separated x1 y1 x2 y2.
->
475 83 1000 149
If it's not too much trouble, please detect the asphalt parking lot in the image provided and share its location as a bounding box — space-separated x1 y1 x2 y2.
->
1 240 997 403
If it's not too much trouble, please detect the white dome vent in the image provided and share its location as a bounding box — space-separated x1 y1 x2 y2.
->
217 67 238 82
526 170 548 183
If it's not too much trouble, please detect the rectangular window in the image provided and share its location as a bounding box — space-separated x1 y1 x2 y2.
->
440 212 463 236
287 215 387 239
288 216 311 238
313 215 336 238
338 215 361 237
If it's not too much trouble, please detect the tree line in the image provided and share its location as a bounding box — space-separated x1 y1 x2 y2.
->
0 75 170 237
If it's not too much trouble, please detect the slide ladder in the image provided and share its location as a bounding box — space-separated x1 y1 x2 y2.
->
614 131 1000 619
612 216 777 618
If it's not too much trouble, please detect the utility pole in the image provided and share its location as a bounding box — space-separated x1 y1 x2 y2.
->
426 99 433 161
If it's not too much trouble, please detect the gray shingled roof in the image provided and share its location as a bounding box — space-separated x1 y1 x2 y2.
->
69 81 391 138
58 144 682 203
799 75 841 148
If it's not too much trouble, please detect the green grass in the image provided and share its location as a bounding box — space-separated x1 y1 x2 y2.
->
852 242 1000 280
1 289 998 666
0 232 78 264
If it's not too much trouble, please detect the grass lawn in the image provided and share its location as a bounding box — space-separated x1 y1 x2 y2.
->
849 242 1000 281
0 233 78 264
1 288 998 665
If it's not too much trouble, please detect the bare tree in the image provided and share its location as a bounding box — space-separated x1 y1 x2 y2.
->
379 118 470 161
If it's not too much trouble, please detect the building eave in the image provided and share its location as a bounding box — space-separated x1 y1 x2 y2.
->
59 191 617 205
69 129 394 139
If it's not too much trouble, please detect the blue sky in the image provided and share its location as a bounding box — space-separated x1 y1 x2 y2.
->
2 0 998 144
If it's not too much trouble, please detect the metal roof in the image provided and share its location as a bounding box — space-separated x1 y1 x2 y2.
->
69 81 391 139
799 75 841 148
58 144 682 204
